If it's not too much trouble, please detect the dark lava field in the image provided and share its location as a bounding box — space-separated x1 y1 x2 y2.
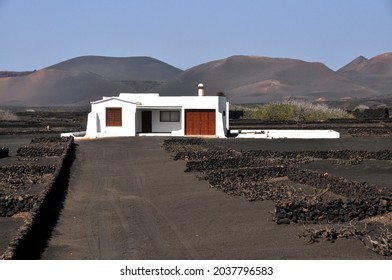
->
1 109 392 258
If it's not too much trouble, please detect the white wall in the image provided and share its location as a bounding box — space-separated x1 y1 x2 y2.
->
85 112 98 138
89 98 136 138
216 98 229 138
151 110 181 133
234 129 340 139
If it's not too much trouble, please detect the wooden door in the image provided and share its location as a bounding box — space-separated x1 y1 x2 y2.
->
141 111 152 133
185 109 215 135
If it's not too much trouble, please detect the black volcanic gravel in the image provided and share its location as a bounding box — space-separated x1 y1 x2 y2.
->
0 147 9 158
0 137 71 217
162 138 392 225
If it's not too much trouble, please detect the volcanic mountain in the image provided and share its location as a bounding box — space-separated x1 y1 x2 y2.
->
337 53 392 95
0 56 183 105
46 56 182 81
157 55 380 104
1 54 391 105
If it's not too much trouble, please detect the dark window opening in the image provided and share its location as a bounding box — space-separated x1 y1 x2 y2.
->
160 111 180 122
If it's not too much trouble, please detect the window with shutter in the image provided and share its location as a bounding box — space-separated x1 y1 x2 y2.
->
106 107 122 126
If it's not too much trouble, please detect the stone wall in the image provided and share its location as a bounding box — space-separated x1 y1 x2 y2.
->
0 136 75 259
162 138 392 226
273 166 392 224
353 108 389 119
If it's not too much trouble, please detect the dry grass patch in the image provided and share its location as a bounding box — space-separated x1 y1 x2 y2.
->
0 110 18 121
243 101 353 122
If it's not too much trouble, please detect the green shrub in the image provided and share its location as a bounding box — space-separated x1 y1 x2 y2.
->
242 101 353 122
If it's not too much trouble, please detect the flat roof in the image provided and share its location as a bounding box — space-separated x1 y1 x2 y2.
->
136 106 182 110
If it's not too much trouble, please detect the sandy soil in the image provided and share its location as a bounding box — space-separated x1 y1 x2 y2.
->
39 137 389 260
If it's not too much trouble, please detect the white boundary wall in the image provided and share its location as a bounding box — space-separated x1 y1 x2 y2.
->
232 129 340 139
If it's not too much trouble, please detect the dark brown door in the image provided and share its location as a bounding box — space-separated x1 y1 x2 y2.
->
185 109 215 135
141 111 152 133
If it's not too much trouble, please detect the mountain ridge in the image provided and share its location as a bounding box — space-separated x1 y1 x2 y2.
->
156 55 381 104
46 55 183 81
0 56 183 105
0 53 391 105
337 52 392 95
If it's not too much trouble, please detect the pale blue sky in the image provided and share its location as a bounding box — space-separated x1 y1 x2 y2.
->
1 0 391 71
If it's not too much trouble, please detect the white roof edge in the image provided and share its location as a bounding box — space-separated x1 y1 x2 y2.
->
137 106 182 109
90 96 137 105
119 92 160 96
91 93 227 104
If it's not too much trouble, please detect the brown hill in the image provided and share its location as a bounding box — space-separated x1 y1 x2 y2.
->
0 69 139 105
0 71 36 78
47 56 182 81
0 56 183 105
337 53 392 94
336 56 368 74
156 55 380 104
1 54 390 106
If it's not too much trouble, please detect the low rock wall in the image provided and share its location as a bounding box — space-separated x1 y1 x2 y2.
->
0 136 74 259
16 146 66 157
203 166 288 196
275 196 392 224
0 164 56 176
30 137 71 144
353 108 389 119
273 167 392 224
185 157 256 172
348 128 392 137
0 164 56 217
163 138 392 226
0 193 41 217
243 150 392 160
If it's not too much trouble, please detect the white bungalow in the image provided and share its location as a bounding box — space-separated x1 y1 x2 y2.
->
62 83 340 140
84 84 229 138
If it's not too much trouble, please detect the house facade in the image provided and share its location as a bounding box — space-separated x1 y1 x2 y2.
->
85 86 229 138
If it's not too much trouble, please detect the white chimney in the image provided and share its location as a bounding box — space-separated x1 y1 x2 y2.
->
198 83 204 96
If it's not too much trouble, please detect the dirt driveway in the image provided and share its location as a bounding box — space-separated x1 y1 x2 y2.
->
41 137 384 259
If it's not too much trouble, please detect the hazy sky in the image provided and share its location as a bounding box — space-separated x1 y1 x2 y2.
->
1 0 391 71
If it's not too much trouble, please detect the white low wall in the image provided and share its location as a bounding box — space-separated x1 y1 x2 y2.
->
233 129 340 139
